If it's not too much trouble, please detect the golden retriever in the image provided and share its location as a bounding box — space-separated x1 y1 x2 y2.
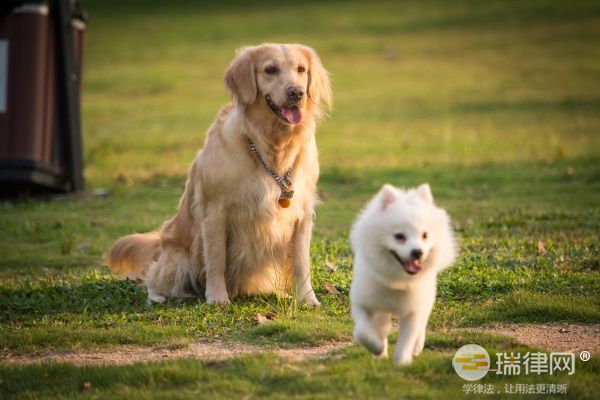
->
107 44 332 306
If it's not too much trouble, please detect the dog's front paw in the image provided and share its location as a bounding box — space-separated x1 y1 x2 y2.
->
413 331 426 357
301 291 321 308
206 296 230 305
373 348 388 359
354 329 385 356
392 351 413 366
393 357 413 366
373 339 389 359
147 288 166 303
413 341 425 357
205 287 231 305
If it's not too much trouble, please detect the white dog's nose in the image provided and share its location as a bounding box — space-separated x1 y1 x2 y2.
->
410 249 423 260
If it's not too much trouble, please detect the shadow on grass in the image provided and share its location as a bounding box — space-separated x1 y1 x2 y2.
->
0 279 149 322
431 289 600 330
0 276 351 353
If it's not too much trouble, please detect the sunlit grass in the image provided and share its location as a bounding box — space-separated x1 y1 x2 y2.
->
1 0 599 398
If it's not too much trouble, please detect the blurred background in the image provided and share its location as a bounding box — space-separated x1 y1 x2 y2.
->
71 0 600 234
81 0 599 178
2 0 599 254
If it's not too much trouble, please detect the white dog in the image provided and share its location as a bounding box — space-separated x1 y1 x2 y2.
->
350 183 457 365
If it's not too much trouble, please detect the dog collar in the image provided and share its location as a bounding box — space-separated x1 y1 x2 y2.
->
246 137 294 208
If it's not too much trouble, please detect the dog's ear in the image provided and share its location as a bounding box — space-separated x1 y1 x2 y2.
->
379 184 397 210
416 183 434 204
298 45 333 120
224 47 257 105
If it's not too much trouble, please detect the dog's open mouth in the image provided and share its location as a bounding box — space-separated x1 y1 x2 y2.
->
390 250 422 275
266 95 302 125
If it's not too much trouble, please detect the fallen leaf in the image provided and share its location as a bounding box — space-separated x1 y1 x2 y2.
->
454 335 462 344
323 283 341 295
253 313 270 325
325 260 337 272
537 240 546 254
265 311 277 320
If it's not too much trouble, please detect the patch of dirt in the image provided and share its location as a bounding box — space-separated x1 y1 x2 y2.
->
2 324 597 366
0 341 353 366
476 323 600 354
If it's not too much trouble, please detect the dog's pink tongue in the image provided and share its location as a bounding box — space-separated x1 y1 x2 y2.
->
282 108 302 124
404 261 422 275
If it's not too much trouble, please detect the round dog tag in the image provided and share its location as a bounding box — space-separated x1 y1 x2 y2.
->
278 198 291 208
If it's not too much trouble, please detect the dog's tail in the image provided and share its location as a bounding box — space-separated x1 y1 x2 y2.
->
106 232 161 281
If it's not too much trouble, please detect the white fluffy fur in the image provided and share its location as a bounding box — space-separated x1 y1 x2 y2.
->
350 183 457 365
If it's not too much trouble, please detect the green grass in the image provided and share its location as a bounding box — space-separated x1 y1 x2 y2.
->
1 331 599 399
2 339 599 399
1 0 600 398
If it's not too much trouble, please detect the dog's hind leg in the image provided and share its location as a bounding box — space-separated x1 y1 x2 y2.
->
146 245 201 302
147 283 166 303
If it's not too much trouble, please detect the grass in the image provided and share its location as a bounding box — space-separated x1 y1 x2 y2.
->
2 342 599 399
1 0 599 398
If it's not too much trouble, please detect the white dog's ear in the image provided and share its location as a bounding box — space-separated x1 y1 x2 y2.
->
224 47 257 105
379 184 397 210
298 45 333 120
416 183 434 204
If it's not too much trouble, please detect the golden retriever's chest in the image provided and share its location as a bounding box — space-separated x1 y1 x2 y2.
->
227 177 305 246
243 176 304 216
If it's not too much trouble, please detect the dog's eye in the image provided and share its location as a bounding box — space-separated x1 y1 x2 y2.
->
265 66 279 75
422 232 428 240
394 233 406 242
297 65 306 74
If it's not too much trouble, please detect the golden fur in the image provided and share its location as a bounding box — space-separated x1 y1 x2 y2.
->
107 44 332 305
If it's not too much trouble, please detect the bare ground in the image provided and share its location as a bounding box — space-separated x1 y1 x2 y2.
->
1 341 353 366
477 323 600 354
1 323 598 366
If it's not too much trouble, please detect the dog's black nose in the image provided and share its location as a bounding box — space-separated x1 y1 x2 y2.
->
411 249 423 260
287 86 304 101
